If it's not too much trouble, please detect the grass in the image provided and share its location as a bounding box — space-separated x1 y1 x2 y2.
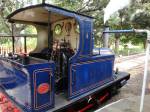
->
118 48 145 56
115 45 145 56
1 38 145 56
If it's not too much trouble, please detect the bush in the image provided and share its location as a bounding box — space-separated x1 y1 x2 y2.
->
117 47 144 56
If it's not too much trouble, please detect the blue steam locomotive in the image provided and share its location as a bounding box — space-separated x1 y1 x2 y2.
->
0 3 130 112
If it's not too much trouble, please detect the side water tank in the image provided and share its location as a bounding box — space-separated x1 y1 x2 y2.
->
93 48 114 55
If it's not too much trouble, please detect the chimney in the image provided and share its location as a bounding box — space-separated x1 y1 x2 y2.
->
103 26 110 48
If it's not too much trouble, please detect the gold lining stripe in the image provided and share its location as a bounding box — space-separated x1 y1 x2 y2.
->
70 58 114 96
33 68 53 110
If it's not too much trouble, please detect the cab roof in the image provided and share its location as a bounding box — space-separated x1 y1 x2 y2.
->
7 3 93 25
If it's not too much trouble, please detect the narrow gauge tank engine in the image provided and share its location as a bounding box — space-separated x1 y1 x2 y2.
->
0 3 130 112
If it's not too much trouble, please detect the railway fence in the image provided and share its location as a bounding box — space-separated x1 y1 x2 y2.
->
0 34 37 56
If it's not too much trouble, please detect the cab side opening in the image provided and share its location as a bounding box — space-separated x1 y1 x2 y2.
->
29 18 80 94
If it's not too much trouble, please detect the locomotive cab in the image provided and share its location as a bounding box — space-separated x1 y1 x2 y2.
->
0 3 130 112
27 13 80 93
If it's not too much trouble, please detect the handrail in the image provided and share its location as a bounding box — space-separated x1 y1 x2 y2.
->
0 34 37 37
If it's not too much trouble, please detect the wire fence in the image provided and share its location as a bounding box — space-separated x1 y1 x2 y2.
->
0 46 12 55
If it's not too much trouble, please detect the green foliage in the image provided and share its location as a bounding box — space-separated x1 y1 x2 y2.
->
131 11 150 29
52 0 82 10
23 25 37 34
0 0 150 54
105 0 150 51
0 38 11 45
118 46 144 56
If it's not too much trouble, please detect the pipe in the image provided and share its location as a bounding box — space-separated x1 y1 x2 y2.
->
78 104 94 112
103 29 134 33
99 92 109 103
103 29 150 112
134 29 150 112
103 26 110 48
11 23 15 54
48 12 51 51
24 36 27 53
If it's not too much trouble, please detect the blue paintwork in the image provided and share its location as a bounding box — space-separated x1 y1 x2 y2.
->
0 57 55 112
103 29 134 33
68 55 114 99
0 3 123 112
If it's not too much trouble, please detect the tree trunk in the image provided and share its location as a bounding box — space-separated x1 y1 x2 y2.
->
115 34 120 55
143 39 147 49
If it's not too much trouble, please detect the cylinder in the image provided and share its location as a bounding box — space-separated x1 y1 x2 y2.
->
103 26 110 48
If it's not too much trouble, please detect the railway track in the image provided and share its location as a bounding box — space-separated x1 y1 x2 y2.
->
115 53 145 64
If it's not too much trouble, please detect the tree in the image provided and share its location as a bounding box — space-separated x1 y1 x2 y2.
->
1 0 150 53
104 0 150 53
0 0 37 52
124 0 150 49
